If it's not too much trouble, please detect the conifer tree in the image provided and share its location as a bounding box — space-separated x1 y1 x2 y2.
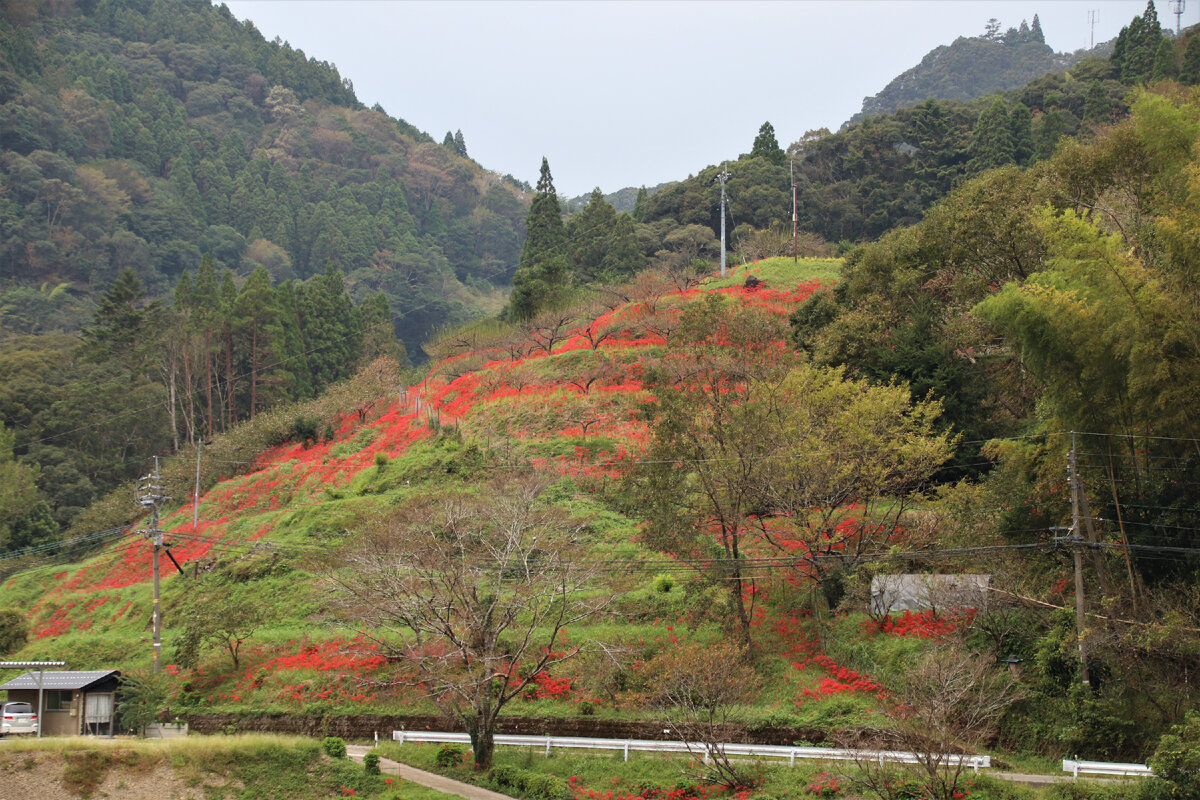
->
1181 36 1200 85
632 186 649 222
750 122 786 165
970 99 1014 171
1031 14 1045 44
452 129 468 158
508 158 569 320
1008 102 1034 165
567 188 644 284
1152 38 1179 80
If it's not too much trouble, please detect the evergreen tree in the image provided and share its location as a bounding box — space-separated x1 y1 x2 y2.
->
750 121 786 165
453 129 468 158
970 99 1014 171
1008 102 1034 165
234 266 278 419
508 158 569 320
81 268 161 374
1152 38 1178 80
1113 1 1164 83
1084 80 1110 123
567 188 644 284
442 130 455 147
298 264 362 392
1030 14 1045 44
632 186 649 222
1182 36 1200 85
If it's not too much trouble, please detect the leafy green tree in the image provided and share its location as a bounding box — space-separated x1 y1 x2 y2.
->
0 609 28 656
0 421 55 552
1148 712 1200 798
970 99 1014 170
1008 101 1034 164
1181 36 1200 85
631 186 648 222
567 188 644 283
116 669 169 734
171 577 268 670
1083 79 1110 123
508 158 569 320
750 121 786 165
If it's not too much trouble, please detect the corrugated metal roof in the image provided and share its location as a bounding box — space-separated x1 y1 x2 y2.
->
0 670 119 691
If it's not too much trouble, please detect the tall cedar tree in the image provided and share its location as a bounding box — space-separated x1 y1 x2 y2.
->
508 158 569 320
567 188 644 283
750 121 786 165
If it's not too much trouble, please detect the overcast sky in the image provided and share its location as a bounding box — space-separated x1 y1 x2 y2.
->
223 1 1196 197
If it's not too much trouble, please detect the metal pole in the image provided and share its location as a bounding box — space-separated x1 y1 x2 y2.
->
34 669 43 739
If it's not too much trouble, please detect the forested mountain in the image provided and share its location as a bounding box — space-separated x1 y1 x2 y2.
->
849 14 1090 124
0 0 529 540
0 0 528 351
639 9 1198 251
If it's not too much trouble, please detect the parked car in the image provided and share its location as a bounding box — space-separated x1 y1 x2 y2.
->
0 702 37 736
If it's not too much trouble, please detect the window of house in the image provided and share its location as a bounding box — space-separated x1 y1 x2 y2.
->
44 690 72 711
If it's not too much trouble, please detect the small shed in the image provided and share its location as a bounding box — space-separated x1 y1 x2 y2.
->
869 574 990 616
0 669 121 736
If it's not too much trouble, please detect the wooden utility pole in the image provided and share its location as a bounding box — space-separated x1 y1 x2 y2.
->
1069 433 1090 685
717 164 731 278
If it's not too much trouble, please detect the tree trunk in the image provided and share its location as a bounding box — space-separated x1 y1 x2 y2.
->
250 321 258 419
465 717 494 771
205 329 213 438
167 347 179 453
225 330 236 425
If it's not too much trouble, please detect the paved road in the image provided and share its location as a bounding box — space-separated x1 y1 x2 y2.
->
347 745 518 800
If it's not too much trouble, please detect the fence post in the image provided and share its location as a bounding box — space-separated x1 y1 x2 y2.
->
546 737 551 757
789 750 795 768
624 741 630 762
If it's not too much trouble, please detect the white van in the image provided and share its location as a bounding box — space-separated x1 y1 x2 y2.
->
0 701 37 735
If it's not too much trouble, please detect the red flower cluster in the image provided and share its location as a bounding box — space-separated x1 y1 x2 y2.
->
865 609 975 638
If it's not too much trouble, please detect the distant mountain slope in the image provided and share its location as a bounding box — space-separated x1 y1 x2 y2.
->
846 19 1107 126
0 0 527 353
565 183 668 214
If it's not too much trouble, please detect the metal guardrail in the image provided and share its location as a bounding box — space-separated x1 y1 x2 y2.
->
391 731 991 772
1063 759 1154 778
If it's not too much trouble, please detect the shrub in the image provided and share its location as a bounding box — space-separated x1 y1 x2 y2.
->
491 764 521 789
435 743 465 768
0 608 28 654
322 736 347 759
363 751 381 775
374 452 389 467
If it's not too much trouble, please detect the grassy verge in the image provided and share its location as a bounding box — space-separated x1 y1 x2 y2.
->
377 741 1159 800
0 734 411 799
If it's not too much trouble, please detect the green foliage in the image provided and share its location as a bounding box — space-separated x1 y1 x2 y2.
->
510 158 570 320
435 743 466 768
1148 712 1200 798
750 122 786 165
0 608 28 655
363 750 381 774
322 736 347 759
116 669 169 734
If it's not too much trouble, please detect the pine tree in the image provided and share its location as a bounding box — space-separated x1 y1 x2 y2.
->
453 129 468 158
442 131 455 147
750 122 786 165
508 158 569 320
1031 14 1045 44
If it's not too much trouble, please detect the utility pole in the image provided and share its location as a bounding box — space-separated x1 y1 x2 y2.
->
1173 0 1186 35
1068 433 1090 685
790 158 798 263
1088 10 1099 49
136 458 169 674
717 163 731 278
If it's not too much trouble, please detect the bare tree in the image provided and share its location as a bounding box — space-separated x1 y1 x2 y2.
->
327 474 609 769
840 643 1021 800
644 641 758 789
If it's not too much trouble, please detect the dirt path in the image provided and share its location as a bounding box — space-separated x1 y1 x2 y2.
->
346 745 518 800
